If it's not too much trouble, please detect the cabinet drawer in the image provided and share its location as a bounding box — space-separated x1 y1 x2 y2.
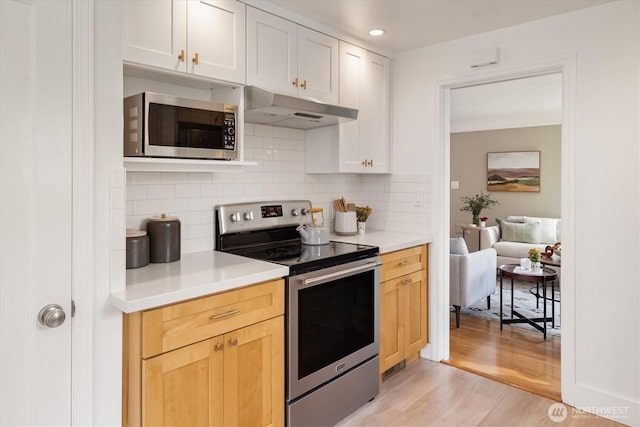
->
381 245 427 282
141 279 284 359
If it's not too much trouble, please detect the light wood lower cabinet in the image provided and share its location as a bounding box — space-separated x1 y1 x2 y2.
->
123 279 284 427
379 245 428 377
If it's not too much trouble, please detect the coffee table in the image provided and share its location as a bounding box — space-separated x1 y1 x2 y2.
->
540 254 561 267
499 264 558 339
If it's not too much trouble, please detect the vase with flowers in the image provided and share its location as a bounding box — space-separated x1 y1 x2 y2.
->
460 191 499 226
355 205 372 235
528 248 541 272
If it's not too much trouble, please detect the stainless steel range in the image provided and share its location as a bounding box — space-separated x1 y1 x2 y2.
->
215 200 380 427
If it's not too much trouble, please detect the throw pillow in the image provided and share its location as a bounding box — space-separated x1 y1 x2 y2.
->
525 216 560 244
496 217 525 237
450 237 469 255
500 220 541 244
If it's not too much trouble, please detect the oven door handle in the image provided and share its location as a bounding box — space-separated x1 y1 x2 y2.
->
302 260 382 287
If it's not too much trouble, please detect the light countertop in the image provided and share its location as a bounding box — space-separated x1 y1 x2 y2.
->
110 251 289 313
330 230 432 253
111 231 431 313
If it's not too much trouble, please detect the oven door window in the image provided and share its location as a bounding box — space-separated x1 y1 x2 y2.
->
297 270 374 379
148 103 226 149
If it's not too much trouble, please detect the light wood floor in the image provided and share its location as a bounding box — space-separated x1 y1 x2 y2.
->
335 359 620 427
444 312 561 401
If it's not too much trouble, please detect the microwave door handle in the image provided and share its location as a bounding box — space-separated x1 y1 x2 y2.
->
302 261 381 287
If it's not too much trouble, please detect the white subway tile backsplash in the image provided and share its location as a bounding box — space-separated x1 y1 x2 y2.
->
132 199 163 215
255 124 273 137
128 171 162 185
110 249 126 293
201 183 224 197
147 184 176 200
161 172 189 184
126 126 432 254
188 172 214 184
111 167 126 188
127 185 147 201
188 197 214 211
176 184 201 198
161 198 190 213
110 209 126 251
272 126 290 139
111 188 125 210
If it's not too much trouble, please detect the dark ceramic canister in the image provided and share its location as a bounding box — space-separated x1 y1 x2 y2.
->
126 229 149 269
146 214 181 263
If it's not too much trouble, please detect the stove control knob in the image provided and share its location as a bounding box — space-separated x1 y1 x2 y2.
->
301 208 309 216
291 208 300 216
230 212 241 222
243 211 254 221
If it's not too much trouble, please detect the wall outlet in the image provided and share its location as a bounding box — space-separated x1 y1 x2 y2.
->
450 180 460 189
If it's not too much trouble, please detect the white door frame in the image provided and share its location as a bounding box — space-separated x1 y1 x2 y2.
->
71 0 95 424
426 57 577 403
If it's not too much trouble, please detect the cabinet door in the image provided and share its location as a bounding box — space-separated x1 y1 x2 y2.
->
297 27 338 103
142 338 225 426
246 7 297 95
379 278 404 374
187 0 246 83
122 0 187 72
338 41 366 173
224 317 284 427
403 270 428 354
362 52 390 173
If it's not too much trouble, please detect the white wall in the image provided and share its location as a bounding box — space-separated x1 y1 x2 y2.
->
450 73 562 133
394 1 639 425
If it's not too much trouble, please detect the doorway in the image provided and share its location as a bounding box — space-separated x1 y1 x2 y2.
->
439 63 573 399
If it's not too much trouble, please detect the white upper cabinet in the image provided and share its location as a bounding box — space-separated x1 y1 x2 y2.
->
122 0 246 84
246 7 339 103
337 42 390 173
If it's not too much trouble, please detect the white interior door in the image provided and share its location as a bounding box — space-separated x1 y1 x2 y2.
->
0 0 73 424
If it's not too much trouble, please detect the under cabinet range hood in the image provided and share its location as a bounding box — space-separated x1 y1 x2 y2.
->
244 86 358 130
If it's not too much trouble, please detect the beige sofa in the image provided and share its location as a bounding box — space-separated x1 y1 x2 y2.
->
479 216 561 267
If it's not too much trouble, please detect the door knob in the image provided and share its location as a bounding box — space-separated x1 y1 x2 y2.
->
38 304 66 328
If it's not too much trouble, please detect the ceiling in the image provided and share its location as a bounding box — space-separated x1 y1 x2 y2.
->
268 0 614 53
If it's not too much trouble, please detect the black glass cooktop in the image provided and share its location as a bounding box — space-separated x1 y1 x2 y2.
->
224 240 378 275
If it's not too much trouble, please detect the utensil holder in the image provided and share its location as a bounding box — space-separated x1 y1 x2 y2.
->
335 211 357 235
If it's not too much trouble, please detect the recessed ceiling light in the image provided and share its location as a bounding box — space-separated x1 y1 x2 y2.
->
369 29 385 37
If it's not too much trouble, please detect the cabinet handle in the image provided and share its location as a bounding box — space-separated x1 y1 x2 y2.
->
401 278 413 286
292 78 299 87
210 308 240 320
177 49 185 62
398 260 410 266
362 160 367 166
368 160 374 167
192 52 199 65
301 80 307 90
214 342 224 351
228 338 238 347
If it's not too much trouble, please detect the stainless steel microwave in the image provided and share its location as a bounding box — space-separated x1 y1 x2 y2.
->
123 92 238 160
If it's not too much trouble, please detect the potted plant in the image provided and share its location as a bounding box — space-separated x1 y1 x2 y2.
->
460 191 499 226
355 205 372 234
528 248 541 271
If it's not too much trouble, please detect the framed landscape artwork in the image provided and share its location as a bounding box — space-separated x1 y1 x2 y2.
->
487 151 540 192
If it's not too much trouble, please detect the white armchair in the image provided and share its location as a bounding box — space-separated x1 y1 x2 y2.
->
450 237 497 328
